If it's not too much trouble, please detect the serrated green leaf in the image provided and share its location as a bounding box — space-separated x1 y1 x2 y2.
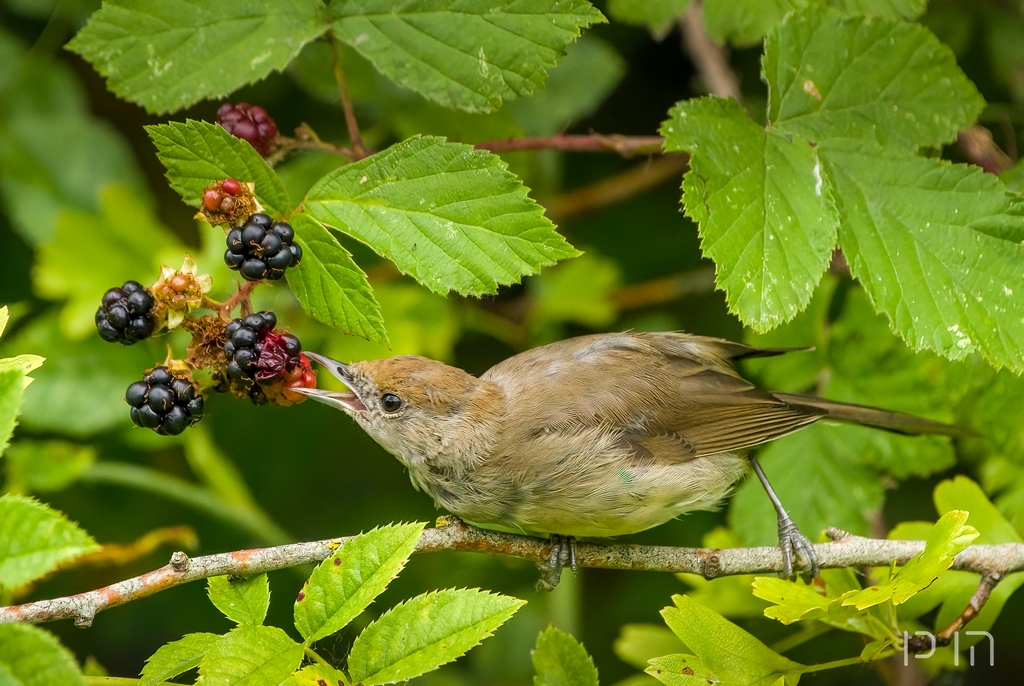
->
828 0 926 21
663 96 839 331
34 184 184 339
607 0 692 33
209 574 271 626
827 142 1024 373
0 368 26 459
286 214 387 345
328 0 605 113
305 136 579 296
751 577 832 625
347 588 525 685
140 632 220 686
765 7 981 151
0 494 97 589
295 522 425 643
198 625 303 686
281 663 350 686
844 510 978 610
656 595 804 686
0 624 85 686
703 0 808 47
729 424 885 546
147 120 290 217
532 626 599 686
3 440 96 493
67 0 328 114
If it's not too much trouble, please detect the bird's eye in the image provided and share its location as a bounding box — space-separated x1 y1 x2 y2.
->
380 393 403 413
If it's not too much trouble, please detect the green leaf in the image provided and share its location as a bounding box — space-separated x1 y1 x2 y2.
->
3 440 96 493
328 0 605 113
146 120 290 217
765 7 981 150
844 510 978 610
0 624 84 686
286 214 387 345
703 0 808 47
607 0 693 33
663 96 839 331
614 624 686 670
295 522 425 643
140 632 220 686
305 136 579 296
67 0 328 114
0 494 97 589
209 574 271 626
0 368 26 459
728 424 885 546
532 626 599 686
197 625 303 686
654 595 805 686
347 588 526 685
282 663 351 686
647 653 717 686
828 0 927 21
827 141 1024 373
34 184 184 339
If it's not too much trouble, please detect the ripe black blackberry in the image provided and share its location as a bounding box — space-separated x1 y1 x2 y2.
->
224 214 302 281
125 367 204 435
96 281 157 344
216 102 278 155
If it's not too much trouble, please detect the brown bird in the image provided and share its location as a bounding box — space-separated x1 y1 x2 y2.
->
293 332 961 586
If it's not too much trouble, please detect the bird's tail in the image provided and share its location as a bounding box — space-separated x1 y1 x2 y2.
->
772 393 970 437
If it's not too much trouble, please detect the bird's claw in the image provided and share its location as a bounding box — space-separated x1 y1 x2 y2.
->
778 515 819 582
536 534 577 591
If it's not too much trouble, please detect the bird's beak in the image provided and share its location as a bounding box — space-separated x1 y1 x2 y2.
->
292 352 367 413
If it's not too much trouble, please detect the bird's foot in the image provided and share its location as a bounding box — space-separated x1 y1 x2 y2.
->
536 534 577 591
778 515 819 581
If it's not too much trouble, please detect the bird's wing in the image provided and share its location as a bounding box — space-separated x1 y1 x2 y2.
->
483 331 822 461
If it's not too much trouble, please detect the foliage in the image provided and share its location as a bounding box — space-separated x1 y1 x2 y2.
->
1 0 1024 683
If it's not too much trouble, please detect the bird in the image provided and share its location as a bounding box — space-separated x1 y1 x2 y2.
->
292 331 962 587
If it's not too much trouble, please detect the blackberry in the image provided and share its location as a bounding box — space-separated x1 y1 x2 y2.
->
125 367 204 435
96 281 157 344
216 102 278 155
224 214 302 281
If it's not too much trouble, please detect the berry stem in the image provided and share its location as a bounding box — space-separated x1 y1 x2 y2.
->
328 35 367 159
475 134 667 157
266 124 357 166
202 280 261 322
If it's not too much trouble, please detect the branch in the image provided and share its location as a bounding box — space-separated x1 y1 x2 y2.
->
681 2 742 102
5 520 1024 628
957 125 1013 175
546 154 690 220
906 572 1002 652
475 134 665 157
328 36 367 158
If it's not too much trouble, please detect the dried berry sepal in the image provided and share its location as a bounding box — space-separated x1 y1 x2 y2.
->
195 178 261 227
150 256 213 330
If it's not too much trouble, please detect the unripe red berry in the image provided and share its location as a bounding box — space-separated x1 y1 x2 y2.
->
203 189 223 211
222 178 241 196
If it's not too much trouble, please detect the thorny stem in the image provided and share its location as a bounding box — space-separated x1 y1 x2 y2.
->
201 280 260 322
680 2 742 102
329 36 367 158
5 519 1024 627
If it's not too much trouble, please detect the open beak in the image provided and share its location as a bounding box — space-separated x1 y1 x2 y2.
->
291 352 367 414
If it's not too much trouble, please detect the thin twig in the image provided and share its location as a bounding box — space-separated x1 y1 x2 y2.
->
328 36 366 158
905 572 1003 653
957 125 1013 175
546 154 690 220
612 266 716 310
681 2 742 102
4 520 1024 627
475 134 665 157
201 280 260 322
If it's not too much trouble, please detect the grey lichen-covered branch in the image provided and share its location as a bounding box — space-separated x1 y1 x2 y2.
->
3 520 1024 627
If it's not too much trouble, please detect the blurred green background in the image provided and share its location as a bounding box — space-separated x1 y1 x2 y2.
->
3 0 1024 683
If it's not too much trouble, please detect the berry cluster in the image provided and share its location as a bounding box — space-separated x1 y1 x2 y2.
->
225 214 301 281
203 177 242 214
223 311 315 404
125 367 205 435
96 281 157 345
216 102 278 155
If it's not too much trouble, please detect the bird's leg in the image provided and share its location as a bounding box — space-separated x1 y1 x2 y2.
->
750 457 819 581
536 534 578 591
